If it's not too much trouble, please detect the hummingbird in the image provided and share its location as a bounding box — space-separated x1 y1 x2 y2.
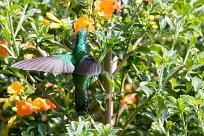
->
12 28 102 115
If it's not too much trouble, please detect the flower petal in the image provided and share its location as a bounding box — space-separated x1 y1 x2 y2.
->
16 100 34 117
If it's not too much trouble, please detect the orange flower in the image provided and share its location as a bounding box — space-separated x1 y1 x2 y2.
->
120 93 136 105
0 39 8 45
145 0 152 2
74 15 95 33
7 82 23 95
32 98 56 111
94 0 122 20
0 39 8 57
16 100 34 117
24 54 36 60
20 42 36 49
44 82 53 89
0 47 7 58
32 98 49 111
124 83 133 92
45 99 56 109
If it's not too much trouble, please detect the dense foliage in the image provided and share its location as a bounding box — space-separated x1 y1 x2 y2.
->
0 0 204 135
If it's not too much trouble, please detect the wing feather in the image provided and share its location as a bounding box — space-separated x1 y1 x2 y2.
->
74 57 102 75
12 55 75 73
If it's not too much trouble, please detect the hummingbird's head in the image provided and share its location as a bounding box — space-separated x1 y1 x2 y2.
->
76 28 88 45
77 28 88 38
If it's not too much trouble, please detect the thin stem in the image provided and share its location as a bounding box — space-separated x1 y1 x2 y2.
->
37 46 47 57
184 47 190 65
14 3 28 37
104 50 113 124
88 116 100 133
96 79 106 93
199 117 204 134
114 73 127 125
117 92 155 136
159 67 164 90
162 65 185 86
171 20 184 50
8 13 18 56
113 32 145 76
117 107 139 136
112 53 131 76
47 40 73 51
131 32 146 51
181 113 187 136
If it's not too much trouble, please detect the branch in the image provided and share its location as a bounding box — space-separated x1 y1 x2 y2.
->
114 72 127 125
104 50 113 124
117 92 155 136
112 32 146 76
9 13 18 56
14 3 28 37
131 32 146 52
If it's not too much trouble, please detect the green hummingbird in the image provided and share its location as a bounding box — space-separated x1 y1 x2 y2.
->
12 28 102 115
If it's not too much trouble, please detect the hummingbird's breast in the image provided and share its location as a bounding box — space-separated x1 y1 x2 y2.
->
72 44 89 66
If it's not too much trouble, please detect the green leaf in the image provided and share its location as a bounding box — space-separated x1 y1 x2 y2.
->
163 65 184 85
149 51 162 68
190 36 196 46
140 85 152 98
159 16 166 30
185 82 192 93
2 28 10 41
8 4 22 13
177 97 185 112
38 124 47 136
157 95 166 112
103 71 114 90
192 76 202 91
166 121 173 129
142 112 156 121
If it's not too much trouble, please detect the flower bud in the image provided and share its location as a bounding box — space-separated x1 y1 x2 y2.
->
12 107 17 112
49 23 61 29
60 19 67 27
154 15 161 20
29 116 35 120
152 25 158 29
167 37 173 42
41 19 50 25
149 21 157 26
3 103 11 110
7 115 17 128
149 15 155 21
46 12 61 23
135 0 143 5
0 98 8 103
96 23 102 29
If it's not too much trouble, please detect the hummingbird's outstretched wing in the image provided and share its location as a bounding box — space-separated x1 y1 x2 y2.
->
12 54 75 73
74 57 102 76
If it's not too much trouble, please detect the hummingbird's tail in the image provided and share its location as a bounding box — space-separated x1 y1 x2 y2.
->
75 88 88 115
73 74 90 116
